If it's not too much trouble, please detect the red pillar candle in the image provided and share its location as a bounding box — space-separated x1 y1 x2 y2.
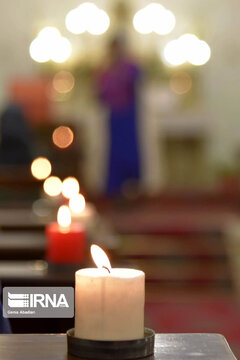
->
46 205 86 264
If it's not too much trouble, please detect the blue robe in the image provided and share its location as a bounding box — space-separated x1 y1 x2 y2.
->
98 59 141 194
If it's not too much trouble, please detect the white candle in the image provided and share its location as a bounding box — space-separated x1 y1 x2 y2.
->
74 245 145 341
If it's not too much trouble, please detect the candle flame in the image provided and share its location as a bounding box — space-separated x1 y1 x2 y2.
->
57 205 71 230
69 193 86 215
91 244 111 273
62 177 80 199
31 157 51 180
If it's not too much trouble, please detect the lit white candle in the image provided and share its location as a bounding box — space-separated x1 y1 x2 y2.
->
74 245 145 341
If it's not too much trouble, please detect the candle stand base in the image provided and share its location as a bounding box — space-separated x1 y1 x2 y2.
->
67 328 155 359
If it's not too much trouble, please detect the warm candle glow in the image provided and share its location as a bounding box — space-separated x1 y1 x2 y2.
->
31 157 51 180
43 176 62 196
29 27 72 64
91 244 111 272
53 71 75 94
62 177 80 199
57 205 71 230
69 194 86 214
65 3 110 35
52 126 74 149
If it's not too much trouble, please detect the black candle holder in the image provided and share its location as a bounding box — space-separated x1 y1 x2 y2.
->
67 328 155 359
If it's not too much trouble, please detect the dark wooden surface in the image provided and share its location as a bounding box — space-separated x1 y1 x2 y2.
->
0 333 236 359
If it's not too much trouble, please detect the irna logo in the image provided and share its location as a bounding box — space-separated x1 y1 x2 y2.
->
8 292 69 308
3 287 73 318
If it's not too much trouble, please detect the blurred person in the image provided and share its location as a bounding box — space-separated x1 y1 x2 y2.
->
97 35 141 195
0 102 33 165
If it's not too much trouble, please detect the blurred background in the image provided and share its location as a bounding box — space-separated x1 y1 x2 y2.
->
0 0 240 357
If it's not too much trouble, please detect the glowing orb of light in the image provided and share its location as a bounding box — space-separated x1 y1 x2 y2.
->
29 38 50 63
163 39 186 66
178 33 199 59
79 2 99 15
50 37 72 63
32 199 52 217
65 8 87 34
31 157 52 180
43 176 62 197
62 177 80 199
29 26 72 64
52 126 74 149
69 194 86 214
133 8 153 34
133 3 175 35
53 71 75 94
188 40 211 66
145 2 165 29
66 3 109 36
38 27 61 42
170 72 192 95
153 9 176 35
88 9 110 35
162 33 211 67
57 205 71 228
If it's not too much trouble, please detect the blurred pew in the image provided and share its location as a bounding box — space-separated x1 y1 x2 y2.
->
0 232 45 260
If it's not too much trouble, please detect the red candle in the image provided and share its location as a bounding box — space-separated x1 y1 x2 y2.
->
46 205 86 264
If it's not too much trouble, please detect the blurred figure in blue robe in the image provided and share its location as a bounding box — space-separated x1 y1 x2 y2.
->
97 35 141 195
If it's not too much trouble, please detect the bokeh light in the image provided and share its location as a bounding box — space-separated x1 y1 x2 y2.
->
43 176 62 197
53 71 75 94
79 2 99 18
163 40 186 66
154 9 175 35
57 205 71 228
32 199 52 217
133 9 153 34
51 37 72 63
52 126 74 149
65 3 110 35
69 194 86 214
187 40 211 66
29 38 51 63
170 72 192 95
133 3 175 35
146 2 165 15
162 34 211 66
62 177 80 199
38 27 61 42
31 157 52 180
65 8 86 34
87 9 110 35
29 27 72 63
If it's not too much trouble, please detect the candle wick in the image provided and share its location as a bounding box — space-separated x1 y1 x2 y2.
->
102 266 111 273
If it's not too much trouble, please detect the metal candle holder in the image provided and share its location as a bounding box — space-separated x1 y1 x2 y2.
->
67 328 155 359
